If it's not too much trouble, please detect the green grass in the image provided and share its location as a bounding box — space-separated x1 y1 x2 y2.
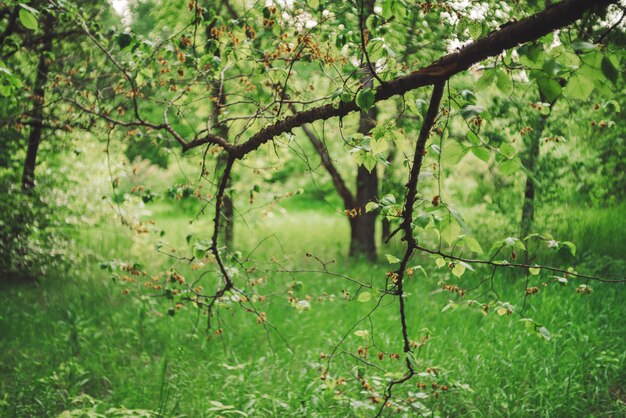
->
0 203 624 417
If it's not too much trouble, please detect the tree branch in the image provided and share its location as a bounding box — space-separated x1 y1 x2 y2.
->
219 0 614 159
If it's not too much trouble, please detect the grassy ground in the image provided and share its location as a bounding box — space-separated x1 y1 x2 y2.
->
0 201 624 417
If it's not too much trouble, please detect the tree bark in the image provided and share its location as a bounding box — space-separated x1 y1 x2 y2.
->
349 105 378 260
519 116 546 239
207 7 234 248
21 13 54 191
520 88 557 239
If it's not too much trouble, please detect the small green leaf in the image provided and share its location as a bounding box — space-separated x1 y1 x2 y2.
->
357 292 372 302
385 254 401 264
561 241 576 256
477 70 496 89
496 69 512 94
117 33 133 49
601 56 618 84
380 194 396 206
565 72 594 100
499 143 517 159
463 236 484 254
365 202 379 213
466 131 481 145
471 147 490 163
537 77 562 102
603 99 620 113
460 105 484 119
414 213 431 229
451 263 465 278
442 141 466 166
498 158 520 175
468 22 483 39
435 257 446 268
571 41 596 52
19 8 38 31
529 267 541 276
356 88 376 112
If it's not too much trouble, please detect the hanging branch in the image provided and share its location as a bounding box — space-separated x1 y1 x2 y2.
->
375 82 446 416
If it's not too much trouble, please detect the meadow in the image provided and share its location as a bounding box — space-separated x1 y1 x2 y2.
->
1 199 624 417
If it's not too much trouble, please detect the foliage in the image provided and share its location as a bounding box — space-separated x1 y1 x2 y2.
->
0 0 625 416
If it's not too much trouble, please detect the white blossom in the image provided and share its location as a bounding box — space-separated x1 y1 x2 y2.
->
548 30 562 50
447 37 473 53
512 69 529 83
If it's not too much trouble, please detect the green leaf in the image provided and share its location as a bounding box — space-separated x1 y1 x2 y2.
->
468 22 483 39
442 141 466 166
357 292 372 302
561 241 576 256
365 202 379 213
529 267 541 276
601 56 619 84
603 99 620 113
19 8 38 31
495 69 512 94
537 77 562 102
117 33 133 49
414 213 431 229
466 131 480 145
357 151 377 172
499 159 520 175
356 88 376 112
471 147 490 163
451 263 465 278
571 41 596 52
565 72 594 100
370 137 388 155
499 143 517 159
463 236 484 254
435 257 446 268
380 194 396 206
477 70 496 89
518 43 543 65
440 217 461 245
460 105 484 119
385 254 401 264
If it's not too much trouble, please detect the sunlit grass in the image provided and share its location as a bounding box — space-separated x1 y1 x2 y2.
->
0 202 624 417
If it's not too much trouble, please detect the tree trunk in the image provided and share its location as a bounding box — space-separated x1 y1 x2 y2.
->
21 13 53 191
349 106 378 260
207 13 233 248
520 112 549 239
221 157 234 248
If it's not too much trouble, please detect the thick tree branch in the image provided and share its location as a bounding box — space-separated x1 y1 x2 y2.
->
218 0 614 159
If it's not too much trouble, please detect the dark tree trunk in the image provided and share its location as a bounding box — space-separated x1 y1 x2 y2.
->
213 116 234 249
349 106 378 260
21 13 54 191
520 92 554 239
207 14 233 248
519 132 539 239
221 157 234 248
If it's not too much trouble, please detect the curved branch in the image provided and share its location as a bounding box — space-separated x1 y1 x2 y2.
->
222 0 613 159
